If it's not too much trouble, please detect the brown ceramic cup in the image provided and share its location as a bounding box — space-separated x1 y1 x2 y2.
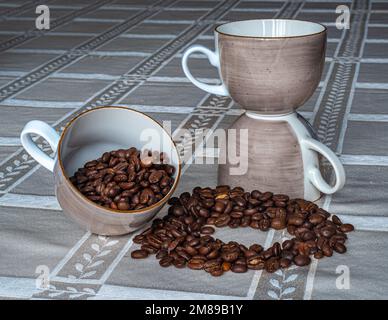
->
182 19 327 114
20 107 181 236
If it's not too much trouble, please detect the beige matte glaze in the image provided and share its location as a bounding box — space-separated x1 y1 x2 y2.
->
217 28 326 114
218 114 305 198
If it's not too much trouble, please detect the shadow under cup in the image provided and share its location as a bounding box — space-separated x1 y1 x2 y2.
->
54 107 181 236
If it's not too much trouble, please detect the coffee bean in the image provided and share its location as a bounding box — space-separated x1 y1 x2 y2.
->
159 256 174 267
271 217 286 230
210 268 224 277
244 250 258 258
332 215 342 225
231 264 247 273
230 211 244 219
339 223 354 233
222 262 231 271
117 201 130 210
265 258 280 273
131 249 148 259
247 255 265 269
308 213 325 225
288 215 304 226
322 244 333 257
173 258 186 268
279 258 291 269
320 226 336 238
221 250 239 262
282 239 294 251
201 226 215 235
156 250 168 260
314 251 324 259
293 255 311 266
215 214 231 227
333 242 347 254
248 244 262 254
204 259 221 273
141 244 158 254
188 258 205 270
133 235 144 244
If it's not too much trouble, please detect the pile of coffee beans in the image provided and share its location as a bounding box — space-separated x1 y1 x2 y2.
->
131 186 354 276
69 147 176 211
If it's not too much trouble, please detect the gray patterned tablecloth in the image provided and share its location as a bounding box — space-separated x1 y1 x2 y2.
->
0 0 387 300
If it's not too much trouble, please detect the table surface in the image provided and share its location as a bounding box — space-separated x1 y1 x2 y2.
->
0 0 387 300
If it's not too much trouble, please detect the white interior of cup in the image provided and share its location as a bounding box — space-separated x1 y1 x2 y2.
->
59 108 180 179
216 19 325 38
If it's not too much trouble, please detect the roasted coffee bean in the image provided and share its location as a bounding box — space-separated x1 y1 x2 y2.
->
70 147 175 211
188 258 205 270
333 242 347 254
133 235 144 244
117 201 130 210
281 250 295 261
287 225 296 235
230 211 244 219
131 249 148 259
204 259 221 272
247 255 265 268
279 258 291 269
314 251 324 259
201 226 215 235
185 245 198 256
173 258 186 268
141 244 158 254
265 258 280 273
156 250 168 260
288 215 304 226
222 262 231 271
198 246 211 256
339 223 354 233
258 219 270 231
215 214 231 227
293 255 311 266
262 249 273 260
244 250 257 258
159 256 174 267
322 244 333 257
308 213 325 225
272 242 281 256
231 264 247 273
259 192 273 201
249 244 263 253
271 217 286 230
332 215 342 226
210 268 224 277
221 250 239 262
282 239 294 251
320 226 336 238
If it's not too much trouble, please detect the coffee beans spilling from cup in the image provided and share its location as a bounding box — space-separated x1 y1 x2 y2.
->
131 186 354 276
69 147 176 211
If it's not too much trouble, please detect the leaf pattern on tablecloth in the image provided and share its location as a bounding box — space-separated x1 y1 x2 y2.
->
68 236 119 280
267 230 299 300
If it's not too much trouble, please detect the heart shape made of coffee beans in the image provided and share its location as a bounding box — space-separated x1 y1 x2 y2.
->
131 186 354 276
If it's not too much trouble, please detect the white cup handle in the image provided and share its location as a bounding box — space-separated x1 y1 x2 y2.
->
20 120 60 172
182 45 228 96
302 138 346 195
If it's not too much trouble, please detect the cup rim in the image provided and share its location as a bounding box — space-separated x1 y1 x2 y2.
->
56 106 182 215
215 19 327 39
